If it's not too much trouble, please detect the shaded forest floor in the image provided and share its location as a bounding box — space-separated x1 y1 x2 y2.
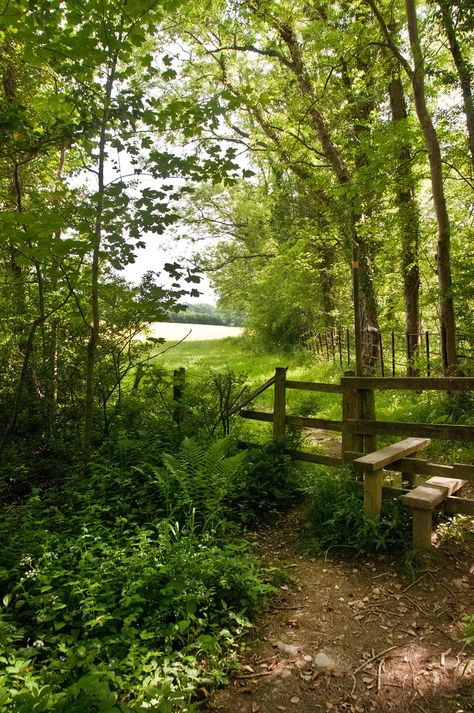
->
206 509 474 713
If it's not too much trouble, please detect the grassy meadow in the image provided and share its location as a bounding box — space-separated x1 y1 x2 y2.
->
153 326 474 464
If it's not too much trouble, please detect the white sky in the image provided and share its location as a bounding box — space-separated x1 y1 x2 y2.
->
120 237 217 304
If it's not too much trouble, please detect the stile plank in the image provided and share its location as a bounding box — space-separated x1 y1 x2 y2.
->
354 437 431 472
403 477 466 510
346 452 474 483
346 419 474 441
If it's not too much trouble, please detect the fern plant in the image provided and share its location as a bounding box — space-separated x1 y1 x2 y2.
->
155 437 247 530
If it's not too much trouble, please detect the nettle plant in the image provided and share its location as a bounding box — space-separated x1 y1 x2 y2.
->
0 481 275 711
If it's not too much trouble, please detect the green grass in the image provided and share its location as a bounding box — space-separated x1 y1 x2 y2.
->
154 333 474 463
155 334 345 445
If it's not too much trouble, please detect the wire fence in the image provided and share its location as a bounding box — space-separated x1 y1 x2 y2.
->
302 328 474 376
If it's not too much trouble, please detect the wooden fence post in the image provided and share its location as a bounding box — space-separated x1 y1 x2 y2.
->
425 331 430 376
378 332 385 377
391 331 396 376
273 367 287 440
364 468 384 519
361 387 376 455
173 367 186 425
341 371 358 460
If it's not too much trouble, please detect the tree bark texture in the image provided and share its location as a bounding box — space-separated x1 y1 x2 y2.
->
404 0 457 374
436 0 474 168
83 54 119 468
277 21 380 373
388 74 421 376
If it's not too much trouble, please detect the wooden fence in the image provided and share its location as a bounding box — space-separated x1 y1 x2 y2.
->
303 328 474 377
237 368 474 518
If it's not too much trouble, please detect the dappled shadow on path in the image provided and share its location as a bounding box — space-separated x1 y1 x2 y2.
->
206 509 474 713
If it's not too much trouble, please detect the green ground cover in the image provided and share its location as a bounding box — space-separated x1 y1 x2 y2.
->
1 334 472 712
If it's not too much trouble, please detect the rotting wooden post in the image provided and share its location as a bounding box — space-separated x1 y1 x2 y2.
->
132 364 144 390
361 387 376 455
352 244 363 377
273 367 287 441
378 332 385 377
173 367 186 425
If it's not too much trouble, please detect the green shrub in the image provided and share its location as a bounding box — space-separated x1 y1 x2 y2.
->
0 433 283 712
0 516 273 712
461 614 474 648
153 437 247 530
234 437 302 525
304 467 412 554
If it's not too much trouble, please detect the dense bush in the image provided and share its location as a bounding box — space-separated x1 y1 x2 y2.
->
0 520 272 712
235 437 302 525
0 437 281 712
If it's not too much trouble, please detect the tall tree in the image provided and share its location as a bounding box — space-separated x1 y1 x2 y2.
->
433 0 474 168
367 0 459 374
388 73 421 375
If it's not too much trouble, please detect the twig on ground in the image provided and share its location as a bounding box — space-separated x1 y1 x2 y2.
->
234 671 273 680
403 574 426 592
377 658 384 693
352 644 404 675
402 593 428 615
437 580 455 597
413 702 427 713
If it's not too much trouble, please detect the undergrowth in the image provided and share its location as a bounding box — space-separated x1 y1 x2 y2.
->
304 467 412 555
0 433 299 712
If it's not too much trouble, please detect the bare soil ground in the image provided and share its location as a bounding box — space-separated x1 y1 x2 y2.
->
206 509 474 713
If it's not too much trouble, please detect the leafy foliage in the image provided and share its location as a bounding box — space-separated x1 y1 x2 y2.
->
0 438 276 711
461 614 474 648
304 467 412 555
235 437 302 525
155 437 248 528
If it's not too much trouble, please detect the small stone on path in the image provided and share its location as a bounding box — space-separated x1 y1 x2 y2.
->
314 651 337 669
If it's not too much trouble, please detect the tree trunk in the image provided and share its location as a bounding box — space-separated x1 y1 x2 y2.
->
317 241 337 330
82 55 118 469
388 74 421 376
436 0 474 168
404 0 457 374
366 0 458 375
277 21 379 373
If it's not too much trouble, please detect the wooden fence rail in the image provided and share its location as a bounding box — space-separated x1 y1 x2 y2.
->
233 368 474 524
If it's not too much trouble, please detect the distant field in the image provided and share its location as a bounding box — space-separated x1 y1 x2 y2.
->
145 322 243 341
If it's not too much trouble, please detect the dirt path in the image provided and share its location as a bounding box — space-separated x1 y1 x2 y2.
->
206 510 474 713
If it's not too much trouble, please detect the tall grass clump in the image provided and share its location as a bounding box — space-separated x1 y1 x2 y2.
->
304 467 412 555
